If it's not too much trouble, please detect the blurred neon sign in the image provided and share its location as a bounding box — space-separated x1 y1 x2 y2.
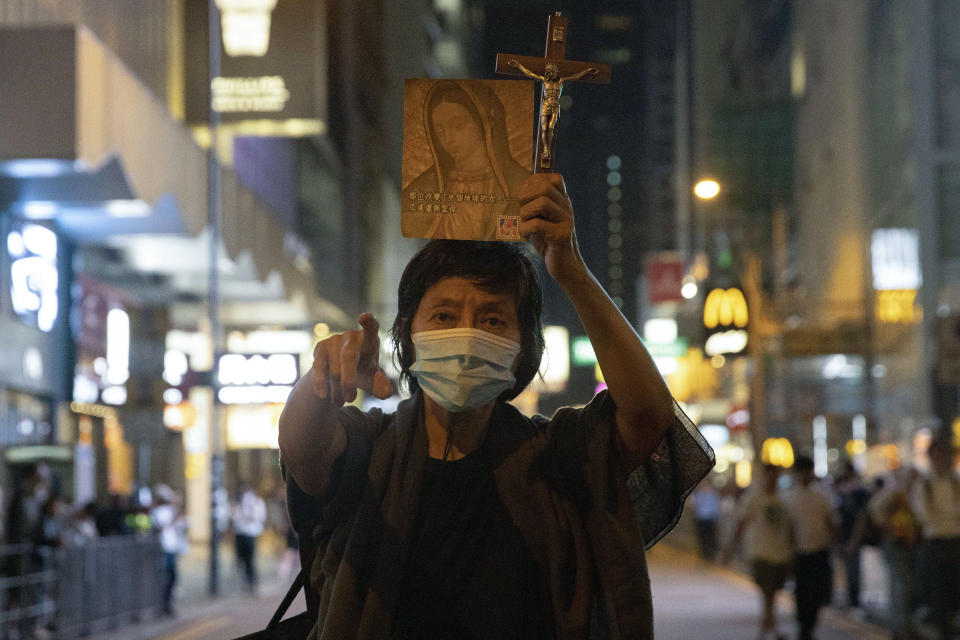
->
8 223 58 332
216 353 299 404
872 228 921 290
761 437 794 468
875 289 920 324
703 288 748 330
703 287 748 356
216 0 278 57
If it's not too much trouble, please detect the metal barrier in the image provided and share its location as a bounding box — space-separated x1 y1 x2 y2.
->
0 536 163 639
0 542 58 639
55 535 163 639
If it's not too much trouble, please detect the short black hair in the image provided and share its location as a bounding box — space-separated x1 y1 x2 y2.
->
390 240 544 401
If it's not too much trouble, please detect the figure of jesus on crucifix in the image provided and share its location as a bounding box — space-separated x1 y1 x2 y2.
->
496 11 610 171
507 60 598 166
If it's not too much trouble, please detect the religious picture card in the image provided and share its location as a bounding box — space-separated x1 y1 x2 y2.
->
401 79 534 241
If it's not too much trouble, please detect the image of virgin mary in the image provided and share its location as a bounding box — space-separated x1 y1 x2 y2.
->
401 79 532 241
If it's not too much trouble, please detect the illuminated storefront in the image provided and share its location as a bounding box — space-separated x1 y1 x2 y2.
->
0 19 337 515
0 214 71 509
164 327 313 541
68 277 138 502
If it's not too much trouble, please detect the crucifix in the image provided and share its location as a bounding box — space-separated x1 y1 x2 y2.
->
496 11 611 172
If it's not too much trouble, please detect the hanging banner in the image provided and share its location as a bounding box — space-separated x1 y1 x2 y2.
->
645 253 686 305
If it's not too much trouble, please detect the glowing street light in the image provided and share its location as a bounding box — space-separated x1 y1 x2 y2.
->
681 275 699 299
694 179 720 200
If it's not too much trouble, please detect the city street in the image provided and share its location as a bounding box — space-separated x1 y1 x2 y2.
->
649 545 887 640
95 542 890 640
96 539 307 640
2 2 959 639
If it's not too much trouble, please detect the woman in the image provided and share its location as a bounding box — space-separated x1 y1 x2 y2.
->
282 174 714 638
401 80 531 241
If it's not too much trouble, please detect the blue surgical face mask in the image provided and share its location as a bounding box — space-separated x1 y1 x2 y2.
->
410 328 521 413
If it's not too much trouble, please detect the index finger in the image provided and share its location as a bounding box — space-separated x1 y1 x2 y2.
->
357 312 381 357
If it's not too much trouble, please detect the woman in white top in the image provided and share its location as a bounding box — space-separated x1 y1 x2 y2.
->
724 464 793 640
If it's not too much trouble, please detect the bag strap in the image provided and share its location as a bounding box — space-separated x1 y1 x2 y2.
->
266 569 306 630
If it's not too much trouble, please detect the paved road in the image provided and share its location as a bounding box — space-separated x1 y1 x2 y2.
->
649 544 888 640
98 542 892 639
95 541 304 640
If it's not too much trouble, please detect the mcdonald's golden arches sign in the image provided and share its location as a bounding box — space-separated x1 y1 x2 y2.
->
703 287 749 356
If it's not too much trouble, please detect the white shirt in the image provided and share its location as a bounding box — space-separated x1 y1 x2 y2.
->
739 489 793 564
913 474 960 539
151 504 188 554
232 491 267 537
786 484 835 553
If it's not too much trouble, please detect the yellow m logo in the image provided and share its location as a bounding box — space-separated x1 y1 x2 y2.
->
761 438 795 468
703 288 748 329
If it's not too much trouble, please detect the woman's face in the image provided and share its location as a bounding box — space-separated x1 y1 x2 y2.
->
410 277 521 345
431 99 485 165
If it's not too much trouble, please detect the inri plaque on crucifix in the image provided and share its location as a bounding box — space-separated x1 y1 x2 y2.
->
496 11 611 172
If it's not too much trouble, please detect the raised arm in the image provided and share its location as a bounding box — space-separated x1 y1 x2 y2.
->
560 67 599 83
517 174 675 466
278 313 392 497
508 59 544 82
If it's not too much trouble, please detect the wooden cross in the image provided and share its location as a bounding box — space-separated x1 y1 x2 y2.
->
495 11 611 172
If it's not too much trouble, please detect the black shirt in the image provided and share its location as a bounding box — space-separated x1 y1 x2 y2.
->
394 445 555 640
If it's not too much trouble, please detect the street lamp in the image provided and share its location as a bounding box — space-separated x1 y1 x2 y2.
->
694 179 721 200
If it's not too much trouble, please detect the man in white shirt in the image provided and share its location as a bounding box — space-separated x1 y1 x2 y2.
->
786 455 836 640
913 436 960 640
151 486 188 616
232 485 267 593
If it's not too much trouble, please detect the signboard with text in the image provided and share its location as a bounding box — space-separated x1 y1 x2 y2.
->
184 0 324 124
645 253 686 305
702 286 749 356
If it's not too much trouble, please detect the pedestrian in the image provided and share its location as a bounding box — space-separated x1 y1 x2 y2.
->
96 493 132 536
126 486 155 534
692 480 721 561
232 484 267 594
722 464 793 640
278 173 715 638
867 466 921 640
151 485 188 616
33 495 65 550
834 460 871 611
62 501 99 547
785 454 837 640
8 462 53 545
31 494 64 635
912 434 960 640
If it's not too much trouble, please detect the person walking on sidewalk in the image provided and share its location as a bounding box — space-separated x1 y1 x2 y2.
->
232 484 267 594
834 460 871 611
692 481 722 561
913 434 960 640
723 463 793 640
786 455 837 640
867 466 921 640
151 485 188 616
